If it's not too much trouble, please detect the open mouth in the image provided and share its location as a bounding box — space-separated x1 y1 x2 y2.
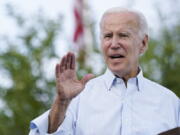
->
109 54 125 59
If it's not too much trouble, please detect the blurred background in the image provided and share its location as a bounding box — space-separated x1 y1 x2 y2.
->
0 0 180 134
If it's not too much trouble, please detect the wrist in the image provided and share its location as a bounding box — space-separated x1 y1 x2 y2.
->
55 95 70 106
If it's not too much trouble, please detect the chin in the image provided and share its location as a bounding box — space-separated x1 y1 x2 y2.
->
108 65 127 76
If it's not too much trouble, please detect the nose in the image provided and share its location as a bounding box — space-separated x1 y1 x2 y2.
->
110 35 120 50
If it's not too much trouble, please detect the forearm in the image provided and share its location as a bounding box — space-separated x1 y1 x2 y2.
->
48 96 70 133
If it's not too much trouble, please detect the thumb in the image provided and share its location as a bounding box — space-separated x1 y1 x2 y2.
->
81 74 95 85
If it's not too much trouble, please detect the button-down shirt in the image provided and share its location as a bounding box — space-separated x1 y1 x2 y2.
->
29 69 180 135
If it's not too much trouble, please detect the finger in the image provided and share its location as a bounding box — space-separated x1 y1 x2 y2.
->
66 52 71 69
60 56 66 72
70 53 75 69
59 62 63 73
64 54 68 70
55 64 60 78
81 74 95 85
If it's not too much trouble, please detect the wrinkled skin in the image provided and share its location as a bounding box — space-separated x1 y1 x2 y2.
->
100 12 148 82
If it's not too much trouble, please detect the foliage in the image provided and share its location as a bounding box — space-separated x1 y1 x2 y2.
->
140 21 180 97
0 5 62 135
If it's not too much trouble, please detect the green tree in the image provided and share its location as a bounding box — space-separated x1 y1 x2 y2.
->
140 14 180 97
0 5 62 135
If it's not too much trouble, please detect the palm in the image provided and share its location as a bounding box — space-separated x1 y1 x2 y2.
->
58 69 84 99
56 52 93 101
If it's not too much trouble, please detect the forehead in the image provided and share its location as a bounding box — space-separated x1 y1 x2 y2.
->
101 12 139 32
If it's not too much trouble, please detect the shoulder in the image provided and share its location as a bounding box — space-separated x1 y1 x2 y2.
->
142 77 179 101
78 73 109 98
77 74 108 103
84 74 105 90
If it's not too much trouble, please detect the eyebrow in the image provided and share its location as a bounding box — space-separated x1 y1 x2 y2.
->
102 31 131 35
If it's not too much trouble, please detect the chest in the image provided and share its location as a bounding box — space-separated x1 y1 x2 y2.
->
74 90 177 135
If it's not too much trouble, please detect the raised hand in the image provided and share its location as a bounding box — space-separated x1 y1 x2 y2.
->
48 52 94 133
55 52 94 102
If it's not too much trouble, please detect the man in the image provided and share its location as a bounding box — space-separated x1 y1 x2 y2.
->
29 7 180 135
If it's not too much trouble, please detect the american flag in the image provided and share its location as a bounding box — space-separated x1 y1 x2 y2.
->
73 0 84 50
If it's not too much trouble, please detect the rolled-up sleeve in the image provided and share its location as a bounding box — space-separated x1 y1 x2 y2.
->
29 96 79 135
29 110 49 135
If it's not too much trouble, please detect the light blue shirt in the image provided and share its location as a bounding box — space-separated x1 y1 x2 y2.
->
29 69 180 135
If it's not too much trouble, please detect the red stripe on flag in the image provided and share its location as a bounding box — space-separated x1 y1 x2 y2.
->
73 0 84 44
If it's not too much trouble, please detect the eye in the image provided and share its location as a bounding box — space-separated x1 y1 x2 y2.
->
103 33 112 38
119 33 129 38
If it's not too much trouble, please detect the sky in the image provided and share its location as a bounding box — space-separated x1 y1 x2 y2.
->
1 0 178 41
0 0 179 48
0 0 174 39
0 0 167 57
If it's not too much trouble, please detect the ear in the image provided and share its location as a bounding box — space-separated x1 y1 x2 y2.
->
139 34 148 55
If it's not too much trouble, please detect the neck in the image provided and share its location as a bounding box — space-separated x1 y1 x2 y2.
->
115 67 140 87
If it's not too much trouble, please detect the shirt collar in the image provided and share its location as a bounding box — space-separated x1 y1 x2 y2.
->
103 68 144 91
136 69 144 91
103 69 116 91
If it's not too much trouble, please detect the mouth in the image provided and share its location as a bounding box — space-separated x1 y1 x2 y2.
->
109 54 125 59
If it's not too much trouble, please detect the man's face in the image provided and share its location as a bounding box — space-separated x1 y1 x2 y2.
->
100 12 147 79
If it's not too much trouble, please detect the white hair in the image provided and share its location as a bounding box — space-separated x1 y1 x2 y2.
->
100 7 149 38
